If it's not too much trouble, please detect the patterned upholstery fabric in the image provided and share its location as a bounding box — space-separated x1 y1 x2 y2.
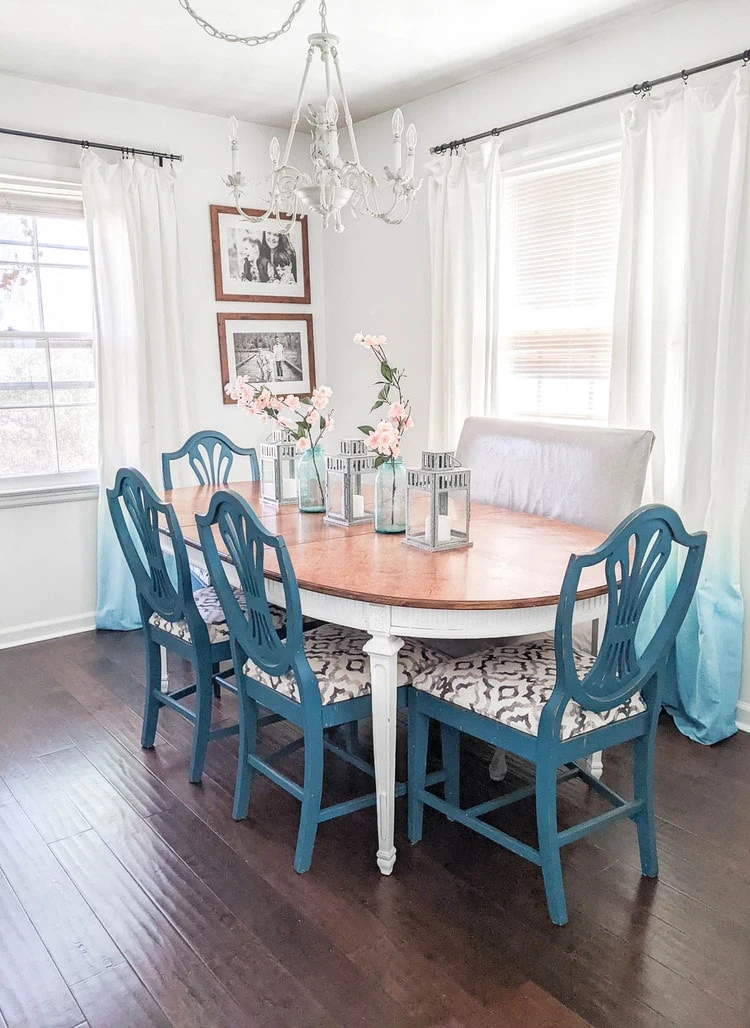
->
411 639 647 741
149 586 285 645
242 624 444 706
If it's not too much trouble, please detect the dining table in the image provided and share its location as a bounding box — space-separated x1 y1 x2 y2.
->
163 480 609 876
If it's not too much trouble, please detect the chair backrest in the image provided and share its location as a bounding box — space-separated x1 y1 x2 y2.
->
161 430 260 491
455 417 654 532
107 467 199 630
196 490 321 708
549 504 706 721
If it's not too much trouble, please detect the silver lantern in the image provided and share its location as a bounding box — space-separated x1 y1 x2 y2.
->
260 429 298 506
405 451 472 551
324 438 376 526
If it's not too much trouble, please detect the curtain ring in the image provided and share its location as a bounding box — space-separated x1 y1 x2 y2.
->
743 50 750 66
681 69 689 85
632 83 642 97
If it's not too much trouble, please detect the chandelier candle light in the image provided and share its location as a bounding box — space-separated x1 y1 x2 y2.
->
225 378 333 513
179 0 421 233
355 332 414 534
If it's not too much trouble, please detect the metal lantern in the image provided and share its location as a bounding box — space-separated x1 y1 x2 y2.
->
406 451 472 551
324 438 376 526
260 429 298 506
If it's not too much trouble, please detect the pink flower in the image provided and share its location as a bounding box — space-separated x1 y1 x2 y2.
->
311 385 333 410
388 401 406 422
353 332 366 346
257 388 272 409
366 419 400 457
284 394 301 411
326 414 335 432
306 408 320 425
296 436 310 453
268 395 284 411
403 414 414 430
277 415 294 430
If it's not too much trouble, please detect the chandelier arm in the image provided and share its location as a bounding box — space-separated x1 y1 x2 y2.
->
282 45 316 166
177 0 308 47
331 49 362 167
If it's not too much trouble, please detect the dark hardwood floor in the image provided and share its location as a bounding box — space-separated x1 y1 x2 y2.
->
1 630 749 1027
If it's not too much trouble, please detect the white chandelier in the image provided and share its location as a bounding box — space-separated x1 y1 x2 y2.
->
179 0 420 233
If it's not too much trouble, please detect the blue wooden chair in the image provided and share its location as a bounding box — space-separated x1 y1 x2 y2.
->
161 429 259 491
407 504 706 925
107 468 281 783
196 489 446 873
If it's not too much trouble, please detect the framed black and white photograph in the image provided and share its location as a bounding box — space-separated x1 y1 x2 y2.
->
210 205 311 303
218 312 316 403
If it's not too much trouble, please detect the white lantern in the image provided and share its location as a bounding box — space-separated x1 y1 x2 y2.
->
260 429 298 506
324 439 376 526
405 451 472 551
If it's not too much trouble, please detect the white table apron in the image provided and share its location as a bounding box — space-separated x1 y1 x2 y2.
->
176 541 608 876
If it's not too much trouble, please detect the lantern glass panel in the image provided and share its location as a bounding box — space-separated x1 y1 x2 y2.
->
327 470 345 519
261 457 276 502
407 480 431 542
280 457 297 500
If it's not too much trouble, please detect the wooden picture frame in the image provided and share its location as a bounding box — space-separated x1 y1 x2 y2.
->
210 205 311 304
218 312 316 404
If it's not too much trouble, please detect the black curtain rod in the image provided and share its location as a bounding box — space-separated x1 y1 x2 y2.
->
430 47 750 155
0 126 183 163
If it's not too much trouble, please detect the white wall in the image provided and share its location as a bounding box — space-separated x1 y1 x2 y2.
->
322 0 750 459
0 72 326 646
320 0 750 728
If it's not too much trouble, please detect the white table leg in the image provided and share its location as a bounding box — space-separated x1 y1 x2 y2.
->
587 617 603 779
363 631 403 876
160 646 169 693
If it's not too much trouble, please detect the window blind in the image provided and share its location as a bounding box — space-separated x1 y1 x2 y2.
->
0 175 83 219
499 149 621 422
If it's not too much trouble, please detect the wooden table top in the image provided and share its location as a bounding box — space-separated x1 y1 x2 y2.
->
166 482 608 610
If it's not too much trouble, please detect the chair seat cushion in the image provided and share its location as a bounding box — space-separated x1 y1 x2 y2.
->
149 586 285 646
242 624 445 706
410 639 647 741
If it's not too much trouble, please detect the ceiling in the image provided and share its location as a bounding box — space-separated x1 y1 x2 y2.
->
0 0 679 127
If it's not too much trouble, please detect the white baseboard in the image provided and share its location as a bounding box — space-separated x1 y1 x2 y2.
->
735 700 750 735
0 611 97 650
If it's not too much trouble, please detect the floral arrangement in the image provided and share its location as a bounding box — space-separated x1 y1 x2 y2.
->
225 378 334 453
353 332 413 467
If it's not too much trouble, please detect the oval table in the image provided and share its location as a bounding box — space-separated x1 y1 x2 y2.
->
166 481 609 876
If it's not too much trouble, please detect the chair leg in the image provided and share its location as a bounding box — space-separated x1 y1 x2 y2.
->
294 726 324 873
440 724 460 812
233 687 259 820
633 732 658 878
212 661 221 699
188 660 214 785
343 721 358 754
407 691 430 845
535 756 567 926
141 638 162 749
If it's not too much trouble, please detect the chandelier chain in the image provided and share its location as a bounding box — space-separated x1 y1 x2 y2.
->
177 0 308 47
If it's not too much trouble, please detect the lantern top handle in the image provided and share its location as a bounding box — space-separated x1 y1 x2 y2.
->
421 451 462 471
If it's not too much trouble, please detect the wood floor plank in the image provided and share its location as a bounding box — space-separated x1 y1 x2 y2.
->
70 965 171 1028
1 629 748 1028
1 759 92 844
0 803 123 986
38 747 147 830
0 776 12 807
50 830 248 1028
0 871 84 1028
97 815 337 1026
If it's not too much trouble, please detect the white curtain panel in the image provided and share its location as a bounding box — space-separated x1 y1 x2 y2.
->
82 150 189 630
610 69 750 743
426 141 502 449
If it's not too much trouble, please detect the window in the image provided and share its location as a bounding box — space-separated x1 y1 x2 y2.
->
498 148 621 423
0 177 96 489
